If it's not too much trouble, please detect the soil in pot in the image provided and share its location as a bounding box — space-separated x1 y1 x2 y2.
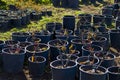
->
50 60 77 80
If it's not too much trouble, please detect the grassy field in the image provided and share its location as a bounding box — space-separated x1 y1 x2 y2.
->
0 0 115 40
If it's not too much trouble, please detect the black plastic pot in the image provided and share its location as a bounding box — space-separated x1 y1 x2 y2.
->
56 35 79 44
34 31 51 44
93 15 105 25
102 7 113 16
46 22 55 32
26 36 41 44
94 53 115 68
55 29 73 35
2 48 25 73
4 40 19 48
0 40 4 52
79 22 92 30
115 19 120 28
0 20 9 31
31 12 42 21
81 0 88 4
76 56 99 66
55 22 62 30
71 39 92 56
19 42 32 50
26 43 50 61
113 9 119 18
52 0 61 7
12 32 30 42
109 30 120 49
61 0 69 7
48 39 69 61
98 24 108 32
78 14 92 24
10 16 22 27
50 60 77 80
68 0 79 8
105 15 113 26
96 32 110 51
21 14 27 25
91 36 107 51
57 54 79 61
108 66 120 80
79 65 107 80
28 56 46 77
82 44 103 56
63 15 75 31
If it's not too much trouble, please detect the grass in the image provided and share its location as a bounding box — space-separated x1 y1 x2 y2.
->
0 0 116 40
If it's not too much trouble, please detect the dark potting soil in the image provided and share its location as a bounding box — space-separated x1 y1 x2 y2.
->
84 69 105 74
79 60 94 65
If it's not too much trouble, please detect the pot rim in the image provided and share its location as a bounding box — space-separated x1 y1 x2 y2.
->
28 56 46 63
50 60 77 69
56 54 79 61
48 39 69 48
76 56 99 65
79 65 107 75
91 36 107 43
2 48 25 55
26 43 50 53
12 32 30 37
82 44 103 53
94 53 116 60
107 66 120 74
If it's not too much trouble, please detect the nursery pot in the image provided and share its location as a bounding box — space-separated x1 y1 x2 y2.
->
102 7 113 15
55 22 62 30
26 36 41 44
61 0 69 7
91 36 107 51
55 29 73 35
109 30 120 49
115 19 120 28
71 39 92 56
63 15 75 31
108 66 120 80
48 39 68 61
82 44 103 56
12 32 30 42
93 15 105 25
34 31 51 44
52 0 61 7
68 0 79 8
76 56 99 66
26 43 50 61
105 15 113 26
28 56 46 77
78 14 92 24
19 42 32 50
0 40 4 52
79 65 107 80
57 54 79 61
50 60 77 80
94 53 115 68
46 22 55 32
2 48 25 73
4 40 19 48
